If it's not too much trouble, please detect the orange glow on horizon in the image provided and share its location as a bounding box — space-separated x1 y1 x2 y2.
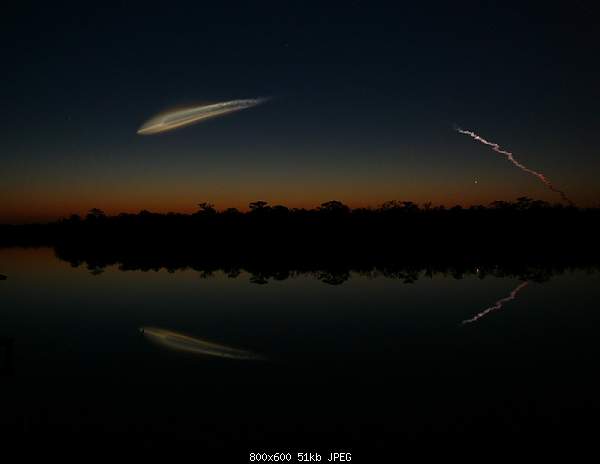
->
2 188 591 224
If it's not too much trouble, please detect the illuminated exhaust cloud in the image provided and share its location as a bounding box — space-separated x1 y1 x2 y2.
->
140 326 264 360
455 127 573 205
462 281 529 325
137 98 267 135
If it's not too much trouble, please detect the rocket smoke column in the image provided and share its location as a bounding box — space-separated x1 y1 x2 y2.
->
462 281 529 325
456 127 573 205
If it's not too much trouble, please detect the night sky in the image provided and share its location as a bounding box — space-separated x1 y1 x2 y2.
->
2 1 598 223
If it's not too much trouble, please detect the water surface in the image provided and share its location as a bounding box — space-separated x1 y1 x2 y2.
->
1 247 599 454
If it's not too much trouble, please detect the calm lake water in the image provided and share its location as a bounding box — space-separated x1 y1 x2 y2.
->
1 247 599 456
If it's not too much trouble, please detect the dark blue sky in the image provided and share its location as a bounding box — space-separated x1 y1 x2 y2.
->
2 1 598 222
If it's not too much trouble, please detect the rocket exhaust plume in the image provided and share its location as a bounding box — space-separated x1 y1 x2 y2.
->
462 281 529 325
455 127 573 205
137 98 268 135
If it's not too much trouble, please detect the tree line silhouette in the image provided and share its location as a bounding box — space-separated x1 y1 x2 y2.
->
1 198 599 268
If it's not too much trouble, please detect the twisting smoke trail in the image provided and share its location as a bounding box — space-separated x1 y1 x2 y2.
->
455 127 573 205
462 281 529 325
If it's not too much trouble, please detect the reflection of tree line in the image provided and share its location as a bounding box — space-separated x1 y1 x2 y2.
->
53 250 599 284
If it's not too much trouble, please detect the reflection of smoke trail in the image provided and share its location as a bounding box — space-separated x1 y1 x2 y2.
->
140 326 264 360
456 127 573 205
462 281 529 325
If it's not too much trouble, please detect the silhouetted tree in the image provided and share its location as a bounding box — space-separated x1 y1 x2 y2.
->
86 208 106 221
380 200 402 211
515 197 534 211
271 205 290 216
196 202 216 215
249 200 269 210
490 200 513 210
318 200 350 214
400 201 419 212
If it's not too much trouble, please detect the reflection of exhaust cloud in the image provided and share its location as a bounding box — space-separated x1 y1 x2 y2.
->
462 281 529 325
140 326 263 360
137 98 267 135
